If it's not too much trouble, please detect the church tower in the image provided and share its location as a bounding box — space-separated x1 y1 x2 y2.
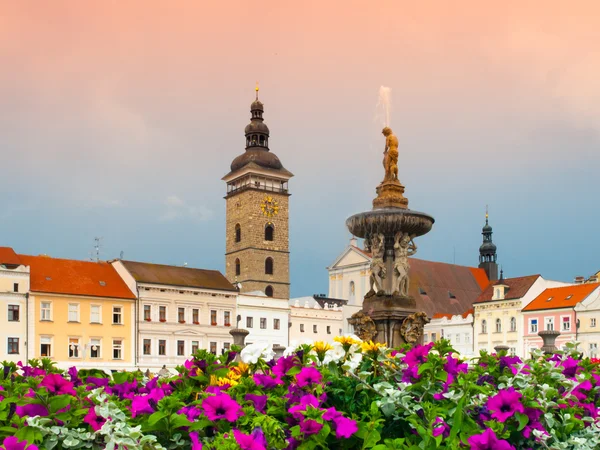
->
478 209 499 281
223 88 293 298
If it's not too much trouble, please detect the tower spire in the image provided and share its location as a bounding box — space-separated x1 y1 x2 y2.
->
478 207 498 281
255 81 259 100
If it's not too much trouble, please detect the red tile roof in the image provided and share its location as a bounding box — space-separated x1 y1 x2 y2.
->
120 260 237 292
523 283 600 312
19 255 136 300
474 274 540 303
432 307 474 320
0 247 22 266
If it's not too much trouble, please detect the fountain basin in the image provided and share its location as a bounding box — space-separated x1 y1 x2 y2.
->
346 208 434 239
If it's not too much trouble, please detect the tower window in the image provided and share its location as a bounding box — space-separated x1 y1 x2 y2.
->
265 285 274 297
235 224 241 243
259 135 265 145
235 258 241 276
265 257 274 275
265 224 274 241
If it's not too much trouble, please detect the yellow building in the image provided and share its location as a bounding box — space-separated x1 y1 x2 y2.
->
21 255 136 371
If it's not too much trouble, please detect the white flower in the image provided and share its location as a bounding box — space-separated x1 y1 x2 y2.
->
283 341 300 357
323 342 346 365
343 352 363 372
241 342 272 364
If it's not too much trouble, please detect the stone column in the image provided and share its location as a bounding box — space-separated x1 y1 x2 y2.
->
272 344 286 358
229 328 250 349
538 330 561 355
494 345 510 354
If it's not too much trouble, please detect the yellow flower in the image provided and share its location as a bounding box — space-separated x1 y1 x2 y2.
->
334 336 361 347
230 362 249 378
312 341 333 354
361 341 387 353
217 377 238 387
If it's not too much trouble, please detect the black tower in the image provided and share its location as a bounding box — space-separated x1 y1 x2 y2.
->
478 209 498 281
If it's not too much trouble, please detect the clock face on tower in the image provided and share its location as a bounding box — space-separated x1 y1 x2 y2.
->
260 196 279 218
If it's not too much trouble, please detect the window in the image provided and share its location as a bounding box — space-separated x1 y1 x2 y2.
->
235 258 241 276
530 319 538 333
265 224 274 241
113 306 122 324
510 317 516 332
456 333 460 343
8 305 19 322
68 304 80 322
41 302 51 321
223 342 231 352
590 343 598 358
300 324 305 333
246 317 253 328
313 325 317 333
210 342 217 354
193 309 199 324
424 333 429 343
562 316 571 331
431 332 437 342
90 339 101 358
592 318 597 328
481 320 487 334
510 347 516 356
177 340 185 356
178 308 185 323
495 318 502 333
8 338 19 354
224 311 231 326
265 258 274 275
90 305 101 323
211 310 217 326
143 339 151 355
265 285 274 297
191 341 199 354
274 318 280 330
545 317 554 331
159 306 166 322
260 318 267 329
69 338 80 358
144 305 151 321
235 224 241 243
40 337 51 357
158 340 166 356
113 340 123 359
327 326 331 334
13 283 18 293
349 281 355 300
465 333 470 343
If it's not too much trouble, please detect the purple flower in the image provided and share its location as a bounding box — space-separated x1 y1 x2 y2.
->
190 431 203 450
40 374 76 396
0 436 39 450
499 356 522 375
17 362 45 378
253 373 284 389
486 388 525 422
16 404 49 418
83 407 107 431
85 377 110 390
403 343 433 367
467 428 515 450
558 357 579 378
201 393 242 422
432 417 450 438
295 367 322 388
333 416 358 438
178 405 203 421
300 419 323 435
273 356 299 377
288 394 321 420
234 428 267 450
130 388 165 418
245 394 268 413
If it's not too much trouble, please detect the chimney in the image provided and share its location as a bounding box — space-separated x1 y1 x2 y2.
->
574 276 585 284
588 275 599 283
350 237 358 247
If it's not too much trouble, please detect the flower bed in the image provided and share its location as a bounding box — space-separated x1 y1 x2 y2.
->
1 338 599 449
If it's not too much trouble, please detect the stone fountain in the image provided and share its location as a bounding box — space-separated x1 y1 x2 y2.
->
346 127 434 347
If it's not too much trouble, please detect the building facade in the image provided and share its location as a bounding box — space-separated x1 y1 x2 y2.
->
0 248 30 362
473 274 567 357
21 255 137 370
223 90 293 299
424 309 474 356
574 284 600 357
113 260 237 369
289 296 345 345
523 283 599 355
236 293 290 347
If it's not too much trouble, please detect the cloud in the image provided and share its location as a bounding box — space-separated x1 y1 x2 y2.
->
159 195 213 222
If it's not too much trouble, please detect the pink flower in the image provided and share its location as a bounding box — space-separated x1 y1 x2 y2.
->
190 431 203 450
467 428 515 450
486 388 525 423
272 355 299 377
333 416 358 438
300 419 323 435
201 393 242 422
40 374 76 396
295 367 322 388
245 394 268 413
0 436 39 450
15 404 48 418
83 407 107 431
432 417 450 438
253 373 283 389
130 388 165 418
233 428 267 450
402 343 433 367
288 394 321 420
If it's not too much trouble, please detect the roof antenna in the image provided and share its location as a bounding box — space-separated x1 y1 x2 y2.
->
119 251 124 260
90 237 102 263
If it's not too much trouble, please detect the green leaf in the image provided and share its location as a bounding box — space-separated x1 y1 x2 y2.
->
516 412 529 431
112 372 130 385
418 363 432 375
147 410 168 426
49 395 71 413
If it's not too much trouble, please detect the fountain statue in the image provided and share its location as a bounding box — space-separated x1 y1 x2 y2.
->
346 127 434 347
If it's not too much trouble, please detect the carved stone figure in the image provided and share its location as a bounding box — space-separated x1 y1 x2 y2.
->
400 312 429 344
348 311 377 342
382 127 399 182
367 233 386 296
393 232 416 297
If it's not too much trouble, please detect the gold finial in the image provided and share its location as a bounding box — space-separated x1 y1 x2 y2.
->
485 204 489 219
255 81 259 100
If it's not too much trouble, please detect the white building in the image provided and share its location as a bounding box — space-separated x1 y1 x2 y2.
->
237 292 290 347
572 283 600 358
0 248 29 362
289 296 345 345
112 260 238 369
424 309 474 356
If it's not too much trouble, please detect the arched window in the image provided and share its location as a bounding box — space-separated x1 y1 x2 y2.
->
235 224 241 243
265 224 274 241
510 317 516 332
481 320 487 334
265 257 274 275
495 318 502 333
265 285 274 297
235 258 241 276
